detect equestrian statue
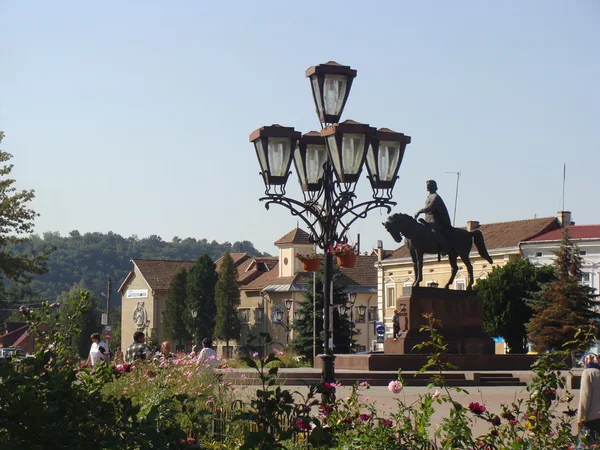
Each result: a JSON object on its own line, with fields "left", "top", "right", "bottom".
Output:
{"left": 383, "top": 180, "right": 493, "bottom": 290}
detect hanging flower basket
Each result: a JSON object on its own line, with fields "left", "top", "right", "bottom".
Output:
{"left": 336, "top": 253, "right": 357, "bottom": 269}
{"left": 301, "top": 258, "right": 321, "bottom": 272}
{"left": 296, "top": 252, "right": 322, "bottom": 272}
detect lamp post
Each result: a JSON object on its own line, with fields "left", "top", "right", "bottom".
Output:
{"left": 347, "top": 292, "right": 357, "bottom": 353}
{"left": 250, "top": 61, "right": 411, "bottom": 388}
{"left": 284, "top": 299, "right": 293, "bottom": 343}
{"left": 191, "top": 308, "right": 198, "bottom": 349}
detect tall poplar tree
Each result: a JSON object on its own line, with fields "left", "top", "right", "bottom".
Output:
{"left": 163, "top": 268, "right": 190, "bottom": 346}
{"left": 214, "top": 252, "right": 241, "bottom": 352}
{"left": 185, "top": 254, "right": 217, "bottom": 342}
{"left": 526, "top": 228, "right": 598, "bottom": 352}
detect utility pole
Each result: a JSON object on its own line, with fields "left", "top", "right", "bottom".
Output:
{"left": 106, "top": 277, "right": 112, "bottom": 317}
{"left": 446, "top": 171, "right": 461, "bottom": 226}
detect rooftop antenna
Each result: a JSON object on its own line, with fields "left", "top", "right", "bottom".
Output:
{"left": 445, "top": 171, "right": 461, "bottom": 226}
{"left": 562, "top": 163, "right": 566, "bottom": 211}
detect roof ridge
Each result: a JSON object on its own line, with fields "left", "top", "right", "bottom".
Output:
{"left": 133, "top": 258, "right": 198, "bottom": 263}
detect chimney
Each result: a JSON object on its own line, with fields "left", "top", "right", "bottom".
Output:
{"left": 466, "top": 221, "right": 480, "bottom": 231}
{"left": 557, "top": 211, "right": 573, "bottom": 227}
{"left": 377, "top": 240, "right": 383, "bottom": 262}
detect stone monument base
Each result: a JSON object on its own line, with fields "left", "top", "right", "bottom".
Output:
{"left": 384, "top": 286, "right": 494, "bottom": 355}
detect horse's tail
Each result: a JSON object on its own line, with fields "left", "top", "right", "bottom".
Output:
{"left": 471, "top": 229, "right": 493, "bottom": 264}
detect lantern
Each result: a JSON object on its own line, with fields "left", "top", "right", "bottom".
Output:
{"left": 294, "top": 131, "right": 328, "bottom": 191}
{"left": 365, "top": 128, "right": 411, "bottom": 191}
{"left": 250, "top": 125, "right": 301, "bottom": 187}
{"left": 306, "top": 61, "right": 357, "bottom": 124}
{"left": 321, "top": 120, "right": 375, "bottom": 184}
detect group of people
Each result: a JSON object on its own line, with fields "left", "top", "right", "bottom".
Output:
{"left": 87, "top": 330, "right": 219, "bottom": 368}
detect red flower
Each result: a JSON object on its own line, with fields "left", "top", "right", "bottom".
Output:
{"left": 468, "top": 402, "right": 486, "bottom": 415}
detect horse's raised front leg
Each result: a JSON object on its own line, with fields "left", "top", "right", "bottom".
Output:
{"left": 445, "top": 251, "right": 458, "bottom": 289}
{"left": 463, "top": 255, "right": 474, "bottom": 290}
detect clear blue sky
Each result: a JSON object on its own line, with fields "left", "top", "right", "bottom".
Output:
{"left": 1, "top": 1, "right": 598, "bottom": 255}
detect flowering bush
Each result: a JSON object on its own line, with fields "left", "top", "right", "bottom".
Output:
{"left": 327, "top": 242, "right": 358, "bottom": 256}
{"left": 295, "top": 251, "right": 322, "bottom": 262}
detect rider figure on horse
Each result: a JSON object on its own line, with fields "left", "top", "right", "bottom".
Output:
{"left": 414, "top": 180, "right": 452, "bottom": 259}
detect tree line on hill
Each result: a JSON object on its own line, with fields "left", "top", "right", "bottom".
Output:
{"left": 0, "top": 230, "right": 269, "bottom": 313}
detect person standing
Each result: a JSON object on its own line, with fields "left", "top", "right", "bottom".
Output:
{"left": 578, "top": 353, "right": 600, "bottom": 448}
{"left": 125, "top": 331, "right": 151, "bottom": 363}
{"left": 392, "top": 310, "right": 400, "bottom": 340}
{"left": 197, "top": 338, "right": 218, "bottom": 367}
{"left": 86, "top": 333, "right": 110, "bottom": 367}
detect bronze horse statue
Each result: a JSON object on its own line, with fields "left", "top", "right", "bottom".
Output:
{"left": 383, "top": 213, "right": 493, "bottom": 290}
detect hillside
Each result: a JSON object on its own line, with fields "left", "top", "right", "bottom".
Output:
{"left": 1, "top": 231, "right": 269, "bottom": 310}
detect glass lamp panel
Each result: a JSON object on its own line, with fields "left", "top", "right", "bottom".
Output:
{"left": 305, "top": 144, "right": 327, "bottom": 184}
{"left": 323, "top": 74, "right": 347, "bottom": 116}
{"left": 267, "top": 137, "right": 292, "bottom": 177}
{"left": 293, "top": 150, "right": 308, "bottom": 186}
{"left": 366, "top": 144, "right": 378, "bottom": 177}
{"left": 254, "top": 139, "right": 268, "bottom": 173}
{"left": 341, "top": 133, "right": 366, "bottom": 175}
{"left": 326, "top": 135, "right": 343, "bottom": 177}
{"left": 275, "top": 310, "right": 283, "bottom": 321}
{"left": 338, "top": 305, "right": 347, "bottom": 315}
{"left": 378, "top": 141, "right": 402, "bottom": 181}
{"left": 311, "top": 76, "right": 324, "bottom": 118}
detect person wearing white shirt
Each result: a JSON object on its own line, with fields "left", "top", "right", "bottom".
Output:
{"left": 86, "top": 332, "right": 109, "bottom": 367}
{"left": 197, "top": 338, "right": 218, "bottom": 367}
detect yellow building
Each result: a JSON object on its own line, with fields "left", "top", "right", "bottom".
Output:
{"left": 376, "top": 215, "right": 564, "bottom": 342}
{"left": 118, "top": 227, "right": 380, "bottom": 357}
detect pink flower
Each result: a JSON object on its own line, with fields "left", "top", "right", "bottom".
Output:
{"left": 468, "top": 402, "right": 486, "bottom": 415}
{"left": 380, "top": 419, "right": 393, "bottom": 427}
{"left": 274, "top": 349, "right": 284, "bottom": 356}
{"left": 388, "top": 380, "right": 403, "bottom": 394}
{"left": 359, "top": 381, "right": 370, "bottom": 388}
{"left": 359, "top": 414, "right": 371, "bottom": 421}
{"left": 252, "top": 352, "right": 259, "bottom": 358}
{"left": 433, "top": 389, "right": 440, "bottom": 399}
{"left": 295, "top": 418, "right": 311, "bottom": 431}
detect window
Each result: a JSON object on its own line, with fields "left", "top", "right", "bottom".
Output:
{"left": 238, "top": 308, "right": 250, "bottom": 323}
{"left": 222, "top": 346, "right": 233, "bottom": 359}
{"left": 582, "top": 273, "right": 591, "bottom": 287}
{"left": 368, "top": 306, "right": 378, "bottom": 322}
{"left": 386, "top": 286, "right": 395, "bottom": 308}
{"left": 455, "top": 280, "right": 466, "bottom": 291}
{"left": 535, "top": 252, "right": 543, "bottom": 257}
{"left": 254, "top": 308, "right": 264, "bottom": 324}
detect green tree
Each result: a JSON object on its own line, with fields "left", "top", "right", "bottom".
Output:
{"left": 214, "top": 252, "right": 241, "bottom": 351}
{"left": 107, "top": 304, "right": 121, "bottom": 352}
{"left": 56, "top": 285, "right": 102, "bottom": 358}
{"left": 475, "top": 259, "right": 554, "bottom": 353}
{"left": 526, "top": 229, "right": 598, "bottom": 352}
{"left": 291, "top": 264, "right": 353, "bottom": 362}
{"left": 185, "top": 254, "right": 218, "bottom": 343}
{"left": 0, "top": 131, "right": 48, "bottom": 303}
{"left": 163, "top": 268, "right": 190, "bottom": 346}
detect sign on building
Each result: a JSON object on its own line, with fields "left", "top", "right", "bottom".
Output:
{"left": 126, "top": 289, "right": 149, "bottom": 299}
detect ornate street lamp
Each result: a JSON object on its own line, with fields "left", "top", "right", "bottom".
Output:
{"left": 337, "top": 304, "right": 347, "bottom": 316}
{"left": 358, "top": 304, "right": 367, "bottom": 317}
{"left": 250, "top": 62, "right": 411, "bottom": 393}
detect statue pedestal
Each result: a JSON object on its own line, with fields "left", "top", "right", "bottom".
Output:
{"left": 384, "top": 286, "right": 494, "bottom": 355}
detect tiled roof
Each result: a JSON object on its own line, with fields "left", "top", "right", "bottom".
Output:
{"left": 337, "top": 255, "right": 378, "bottom": 287}
{"left": 131, "top": 259, "right": 197, "bottom": 292}
{"left": 274, "top": 228, "right": 312, "bottom": 246}
{"left": 389, "top": 216, "right": 561, "bottom": 259}
{"left": 240, "top": 255, "right": 378, "bottom": 291}
{"left": 214, "top": 253, "right": 249, "bottom": 272}
{"left": 0, "top": 324, "right": 29, "bottom": 347}
{"left": 526, "top": 225, "right": 600, "bottom": 242}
